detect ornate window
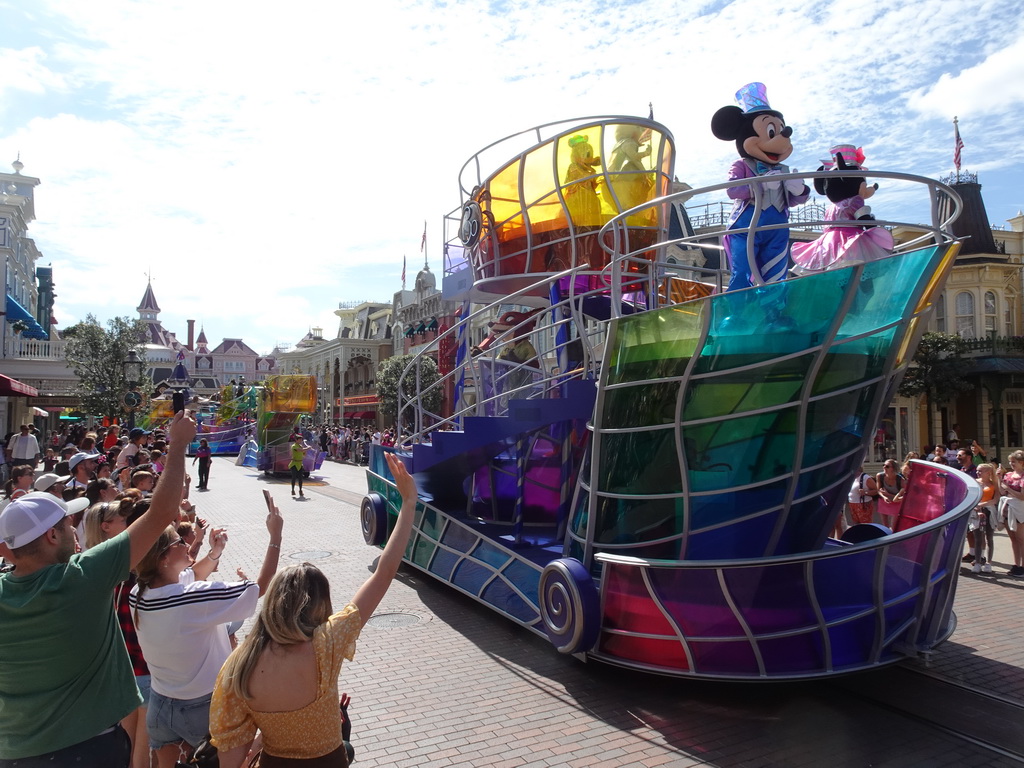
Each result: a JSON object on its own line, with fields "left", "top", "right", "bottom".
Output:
{"left": 935, "top": 294, "right": 946, "bottom": 333}
{"left": 984, "top": 291, "right": 998, "bottom": 334}
{"left": 955, "top": 291, "right": 975, "bottom": 338}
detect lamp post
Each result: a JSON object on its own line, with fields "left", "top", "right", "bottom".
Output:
{"left": 123, "top": 349, "right": 144, "bottom": 430}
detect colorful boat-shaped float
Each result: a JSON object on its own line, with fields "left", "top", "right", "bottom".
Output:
{"left": 361, "top": 116, "right": 976, "bottom": 679}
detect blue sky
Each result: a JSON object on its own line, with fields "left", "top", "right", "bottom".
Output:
{"left": 2, "top": 0, "right": 1022, "bottom": 354}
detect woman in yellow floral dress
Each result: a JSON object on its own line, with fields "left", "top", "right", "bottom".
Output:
{"left": 210, "top": 453, "right": 417, "bottom": 767}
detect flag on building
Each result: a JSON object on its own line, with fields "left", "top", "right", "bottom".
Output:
{"left": 401, "top": 255, "right": 406, "bottom": 287}
{"left": 954, "top": 117, "right": 964, "bottom": 171}
{"left": 420, "top": 221, "right": 427, "bottom": 253}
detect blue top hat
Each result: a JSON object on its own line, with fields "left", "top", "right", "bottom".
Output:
{"left": 735, "top": 82, "right": 773, "bottom": 114}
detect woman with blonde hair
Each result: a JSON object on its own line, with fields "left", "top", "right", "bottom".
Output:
{"left": 211, "top": 453, "right": 418, "bottom": 767}
{"left": 970, "top": 463, "right": 1000, "bottom": 574}
{"left": 83, "top": 498, "right": 133, "bottom": 550}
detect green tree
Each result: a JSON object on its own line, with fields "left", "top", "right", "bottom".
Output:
{"left": 898, "top": 331, "right": 972, "bottom": 437}
{"left": 63, "top": 315, "right": 149, "bottom": 420}
{"left": 376, "top": 354, "right": 443, "bottom": 422}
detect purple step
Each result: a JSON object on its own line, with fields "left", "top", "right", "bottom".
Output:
{"left": 409, "top": 380, "right": 596, "bottom": 473}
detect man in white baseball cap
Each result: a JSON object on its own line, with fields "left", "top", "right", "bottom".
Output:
{"left": 32, "top": 472, "right": 71, "bottom": 498}
{"left": 68, "top": 450, "right": 103, "bottom": 492}
{"left": 0, "top": 411, "right": 196, "bottom": 767}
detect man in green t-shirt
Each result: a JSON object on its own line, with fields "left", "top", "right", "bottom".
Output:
{"left": 0, "top": 412, "right": 196, "bottom": 766}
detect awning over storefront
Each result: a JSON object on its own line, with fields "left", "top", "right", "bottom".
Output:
{"left": 5, "top": 294, "right": 48, "bottom": 339}
{"left": 0, "top": 373, "right": 39, "bottom": 397}
{"left": 343, "top": 411, "right": 376, "bottom": 419}
{"left": 31, "top": 406, "right": 48, "bottom": 417}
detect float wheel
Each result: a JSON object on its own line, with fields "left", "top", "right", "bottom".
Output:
{"left": 538, "top": 558, "right": 600, "bottom": 654}
{"left": 360, "top": 493, "right": 388, "bottom": 546}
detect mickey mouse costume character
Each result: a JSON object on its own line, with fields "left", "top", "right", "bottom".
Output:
{"left": 711, "top": 82, "right": 809, "bottom": 291}
{"left": 790, "top": 145, "right": 894, "bottom": 274}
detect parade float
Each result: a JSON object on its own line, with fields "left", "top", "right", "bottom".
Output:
{"left": 361, "top": 98, "right": 975, "bottom": 680}
{"left": 254, "top": 374, "right": 325, "bottom": 475}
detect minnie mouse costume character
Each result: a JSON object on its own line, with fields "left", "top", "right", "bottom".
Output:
{"left": 790, "top": 145, "right": 894, "bottom": 274}
{"left": 711, "top": 83, "right": 809, "bottom": 291}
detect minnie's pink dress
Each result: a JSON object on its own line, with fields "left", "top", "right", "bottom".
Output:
{"left": 791, "top": 196, "right": 894, "bottom": 274}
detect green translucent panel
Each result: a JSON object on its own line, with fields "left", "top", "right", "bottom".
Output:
{"left": 803, "top": 387, "right": 877, "bottom": 465}
{"left": 594, "top": 496, "right": 684, "bottom": 554}
{"left": 411, "top": 537, "right": 436, "bottom": 569}
{"left": 683, "top": 354, "right": 814, "bottom": 420}
{"left": 836, "top": 247, "right": 940, "bottom": 339}
{"left": 606, "top": 303, "right": 706, "bottom": 385}
{"left": 602, "top": 381, "right": 679, "bottom": 430}
{"left": 598, "top": 427, "right": 681, "bottom": 494}
{"left": 684, "top": 407, "right": 799, "bottom": 492}
{"left": 812, "top": 327, "right": 898, "bottom": 396}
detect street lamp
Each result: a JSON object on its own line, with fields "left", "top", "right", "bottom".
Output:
{"left": 123, "top": 349, "right": 144, "bottom": 429}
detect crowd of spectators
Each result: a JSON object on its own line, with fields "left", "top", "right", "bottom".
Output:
{"left": 839, "top": 435, "right": 1024, "bottom": 578}
{"left": 0, "top": 414, "right": 417, "bottom": 767}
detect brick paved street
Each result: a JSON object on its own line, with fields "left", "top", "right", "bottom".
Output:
{"left": 193, "top": 456, "right": 1024, "bottom": 767}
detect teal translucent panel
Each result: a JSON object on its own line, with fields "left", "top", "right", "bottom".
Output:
{"left": 503, "top": 560, "right": 540, "bottom": 605}
{"left": 419, "top": 506, "right": 443, "bottom": 539}
{"left": 602, "top": 381, "right": 679, "bottom": 430}
{"left": 693, "top": 270, "right": 852, "bottom": 376}
{"left": 812, "top": 327, "right": 898, "bottom": 396}
{"left": 606, "top": 302, "right": 706, "bottom": 385}
{"left": 682, "top": 354, "right": 814, "bottom": 420}
{"left": 569, "top": 488, "right": 589, "bottom": 540}
{"left": 594, "top": 496, "right": 684, "bottom": 551}
{"left": 684, "top": 406, "right": 799, "bottom": 492}
{"left": 473, "top": 539, "right": 513, "bottom": 569}
{"left": 598, "top": 427, "right": 681, "bottom": 494}
{"left": 836, "top": 247, "right": 940, "bottom": 339}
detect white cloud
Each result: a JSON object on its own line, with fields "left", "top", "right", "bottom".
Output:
{"left": 909, "top": 34, "right": 1024, "bottom": 118}
{"left": 2, "top": 0, "right": 1021, "bottom": 354}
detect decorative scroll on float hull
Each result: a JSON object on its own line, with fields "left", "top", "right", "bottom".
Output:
{"left": 362, "top": 115, "right": 974, "bottom": 680}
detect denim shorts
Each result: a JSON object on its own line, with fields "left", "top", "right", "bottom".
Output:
{"left": 135, "top": 674, "right": 152, "bottom": 707}
{"left": 146, "top": 689, "right": 212, "bottom": 749}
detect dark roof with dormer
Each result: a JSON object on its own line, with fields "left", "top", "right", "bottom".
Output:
{"left": 138, "top": 281, "right": 161, "bottom": 313}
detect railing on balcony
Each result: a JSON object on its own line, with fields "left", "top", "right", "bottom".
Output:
{"left": 3, "top": 336, "right": 68, "bottom": 360}
{"left": 18, "top": 378, "right": 79, "bottom": 396}
{"left": 962, "top": 335, "right": 1024, "bottom": 356}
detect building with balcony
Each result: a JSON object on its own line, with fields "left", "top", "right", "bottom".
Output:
{"left": 887, "top": 174, "right": 1024, "bottom": 460}
{"left": 276, "top": 300, "right": 394, "bottom": 425}
{"left": 394, "top": 262, "right": 460, "bottom": 415}
{"left": 1, "top": 158, "right": 74, "bottom": 433}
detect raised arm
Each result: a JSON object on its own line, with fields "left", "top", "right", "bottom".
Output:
{"left": 128, "top": 411, "right": 196, "bottom": 567}
{"left": 191, "top": 526, "right": 226, "bottom": 580}
{"left": 255, "top": 495, "right": 284, "bottom": 596}
{"left": 352, "top": 453, "right": 417, "bottom": 625}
